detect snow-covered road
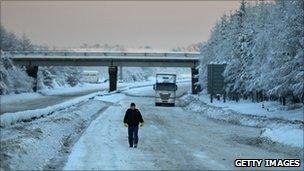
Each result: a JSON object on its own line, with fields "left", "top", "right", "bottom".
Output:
{"left": 1, "top": 79, "right": 189, "bottom": 114}
{"left": 0, "top": 88, "right": 103, "bottom": 114}
{"left": 0, "top": 80, "right": 152, "bottom": 114}
{"left": 64, "top": 84, "right": 302, "bottom": 170}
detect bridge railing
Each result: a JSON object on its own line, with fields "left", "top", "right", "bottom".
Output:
{"left": 5, "top": 51, "right": 201, "bottom": 57}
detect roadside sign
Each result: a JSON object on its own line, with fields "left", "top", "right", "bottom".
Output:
{"left": 207, "top": 64, "right": 226, "bottom": 95}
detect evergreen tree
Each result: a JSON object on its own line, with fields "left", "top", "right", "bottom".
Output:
{"left": 199, "top": 0, "right": 304, "bottom": 103}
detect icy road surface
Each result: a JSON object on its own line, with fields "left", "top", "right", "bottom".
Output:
{"left": 64, "top": 84, "right": 301, "bottom": 170}
{"left": 0, "top": 81, "right": 153, "bottom": 114}
{"left": 0, "top": 88, "right": 102, "bottom": 114}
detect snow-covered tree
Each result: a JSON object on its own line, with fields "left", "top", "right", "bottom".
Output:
{"left": 1, "top": 26, "right": 20, "bottom": 51}
{"left": 20, "top": 34, "right": 34, "bottom": 51}
{"left": 0, "top": 52, "right": 34, "bottom": 94}
{"left": 0, "top": 26, "right": 84, "bottom": 94}
{"left": 199, "top": 0, "right": 304, "bottom": 104}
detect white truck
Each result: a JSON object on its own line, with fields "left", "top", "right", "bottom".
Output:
{"left": 153, "top": 74, "right": 178, "bottom": 106}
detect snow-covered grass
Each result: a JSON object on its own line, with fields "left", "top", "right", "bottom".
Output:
{"left": 0, "top": 92, "right": 101, "bottom": 127}
{"left": 180, "top": 93, "right": 304, "bottom": 148}
{"left": 199, "top": 92, "right": 303, "bottom": 122}
{"left": 261, "top": 127, "right": 304, "bottom": 148}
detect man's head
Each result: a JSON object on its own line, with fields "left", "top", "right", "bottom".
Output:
{"left": 130, "top": 103, "right": 136, "bottom": 110}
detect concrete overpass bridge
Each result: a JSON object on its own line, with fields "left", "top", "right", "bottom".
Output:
{"left": 6, "top": 51, "right": 201, "bottom": 94}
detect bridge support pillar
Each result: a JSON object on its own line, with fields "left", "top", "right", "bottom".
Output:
{"left": 108, "top": 66, "right": 118, "bottom": 92}
{"left": 191, "top": 67, "right": 201, "bottom": 94}
{"left": 26, "top": 66, "right": 39, "bottom": 92}
{"left": 119, "top": 66, "right": 123, "bottom": 81}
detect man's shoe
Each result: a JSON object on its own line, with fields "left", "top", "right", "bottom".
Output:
{"left": 129, "top": 145, "right": 133, "bottom": 148}
{"left": 134, "top": 144, "right": 137, "bottom": 148}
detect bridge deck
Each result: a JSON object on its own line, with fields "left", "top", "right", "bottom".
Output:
{"left": 8, "top": 51, "right": 201, "bottom": 67}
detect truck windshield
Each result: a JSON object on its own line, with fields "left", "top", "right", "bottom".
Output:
{"left": 156, "top": 75, "right": 176, "bottom": 84}
{"left": 155, "top": 83, "right": 176, "bottom": 91}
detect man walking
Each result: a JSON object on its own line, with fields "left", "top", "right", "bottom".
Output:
{"left": 123, "top": 103, "right": 144, "bottom": 148}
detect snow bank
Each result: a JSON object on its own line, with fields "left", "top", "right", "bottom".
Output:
{"left": 198, "top": 92, "right": 304, "bottom": 122}
{"left": 123, "top": 86, "right": 154, "bottom": 97}
{"left": 180, "top": 94, "right": 304, "bottom": 148}
{"left": 0, "top": 99, "right": 108, "bottom": 170}
{"left": 95, "top": 93, "right": 126, "bottom": 103}
{"left": 0, "top": 92, "right": 100, "bottom": 127}
{"left": 39, "top": 83, "right": 107, "bottom": 96}
{"left": 261, "top": 127, "right": 304, "bottom": 148}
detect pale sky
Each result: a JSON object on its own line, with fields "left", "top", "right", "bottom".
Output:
{"left": 1, "top": 1, "right": 240, "bottom": 50}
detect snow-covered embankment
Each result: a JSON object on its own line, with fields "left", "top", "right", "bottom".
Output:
{"left": 180, "top": 93, "right": 304, "bottom": 148}
{"left": 0, "top": 92, "right": 100, "bottom": 127}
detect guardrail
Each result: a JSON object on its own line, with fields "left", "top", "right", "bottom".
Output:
{"left": 5, "top": 51, "right": 201, "bottom": 57}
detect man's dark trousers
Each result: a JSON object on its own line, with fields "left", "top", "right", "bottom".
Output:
{"left": 128, "top": 126, "right": 139, "bottom": 147}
